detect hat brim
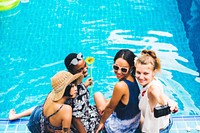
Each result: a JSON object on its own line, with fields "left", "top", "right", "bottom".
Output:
{"left": 50, "top": 72, "right": 83, "bottom": 101}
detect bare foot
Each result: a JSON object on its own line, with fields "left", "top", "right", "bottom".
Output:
{"left": 8, "top": 109, "right": 18, "bottom": 120}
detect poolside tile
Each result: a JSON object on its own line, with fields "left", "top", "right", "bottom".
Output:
{"left": 0, "top": 116, "right": 199, "bottom": 133}
{"left": 0, "top": 125, "right": 7, "bottom": 131}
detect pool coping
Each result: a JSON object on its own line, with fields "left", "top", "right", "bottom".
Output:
{"left": 0, "top": 115, "right": 199, "bottom": 124}
{"left": 1, "top": 115, "right": 200, "bottom": 133}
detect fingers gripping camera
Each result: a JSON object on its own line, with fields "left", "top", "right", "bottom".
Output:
{"left": 154, "top": 105, "right": 171, "bottom": 118}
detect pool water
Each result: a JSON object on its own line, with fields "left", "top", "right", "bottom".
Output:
{"left": 0, "top": 0, "right": 200, "bottom": 119}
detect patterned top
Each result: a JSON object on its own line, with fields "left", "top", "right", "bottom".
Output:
{"left": 65, "top": 83, "right": 100, "bottom": 133}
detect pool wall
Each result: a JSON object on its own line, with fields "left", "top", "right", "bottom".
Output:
{"left": 177, "top": 0, "right": 200, "bottom": 76}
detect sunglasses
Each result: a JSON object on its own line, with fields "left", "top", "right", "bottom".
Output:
{"left": 70, "top": 53, "right": 83, "bottom": 66}
{"left": 113, "top": 64, "right": 129, "bottom": 74}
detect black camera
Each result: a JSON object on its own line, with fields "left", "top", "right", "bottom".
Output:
{"left": 154, "top": 105, "right": 171, "bottom": 118}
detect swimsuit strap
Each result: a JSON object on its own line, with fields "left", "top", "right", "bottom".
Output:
{"left": 47, "top": 104, "right": 64, "bottom": 119}
{"left": 41, "top": 105, "right": 64, "bottom": 131}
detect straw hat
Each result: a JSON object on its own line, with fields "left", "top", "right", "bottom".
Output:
{"left": 49, "top": 71, "right": 83, "bottom": 101}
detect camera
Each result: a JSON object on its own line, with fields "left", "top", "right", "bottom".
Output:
{"left": 154, "top": 105, "right": 171, "bottom": 118}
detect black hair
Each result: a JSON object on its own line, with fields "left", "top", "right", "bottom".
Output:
{"left": 63, "top": 80, "right": 77, "bottom": 97}
{"left": 63, "top": 85, "right": 73, "bottom": 97}
{"left": 64, "top": 53, "right": 77, "bottom": 73}
{"left": 114, "top": 49, "right": 137, "bottom": 76}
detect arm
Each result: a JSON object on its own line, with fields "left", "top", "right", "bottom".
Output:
{"left": 149, "top": 85, "right": 178, "bottom": 112}
{"left": 96, "top": 82, "right": 125, "bottom": 132}
{"left": 83, "top": 78, "right": 93, "bottom": 88}
{"left": 163, "top": 94, "right": 178, "bottom": 112}
{"left": 72, "top": 117, "right": 87, "bottom": 133}
{"left": 149, "top": 85, "right": 166, "bottom": 106}
{"left": 62, "top": 105, "right": 72, "bottom": 133}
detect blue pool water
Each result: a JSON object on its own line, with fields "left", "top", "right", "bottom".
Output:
{"left": 0, "top": 0, "right": 200, "bottom": 119}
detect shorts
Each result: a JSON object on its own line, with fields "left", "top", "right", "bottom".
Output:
{"left": 27, "top": 105, "right": 42, "bottom": 133}
{"left": 105, "top": 112, "right": 140, "bottom": 133}
{"left": 160, "top": 116, "right": 173, "bottom": 133}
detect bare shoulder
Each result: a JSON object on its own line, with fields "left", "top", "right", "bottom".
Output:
{"left": 63, "top": 104, "right": 72, "bottom": 110}
{"left": 58, "top": 104, "right": 72, "bottom": 120}
{"left": 114, "top": 81, "right": 128, "bottom": 92}
{"left": 60, "top": 104, "right": 72, "bottom": 114}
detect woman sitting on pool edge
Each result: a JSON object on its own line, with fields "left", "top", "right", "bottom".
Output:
{"left": 95, "top": 49, "right": 141, "bottom": 133}
{"left": 10, "top": 71, "right": 83, "bottom": 133}
{"left": 135, "top": 49, "right": 178, "bottom": 133}
{"left": 9, "top": 52, "right": 100, "bottom": 132}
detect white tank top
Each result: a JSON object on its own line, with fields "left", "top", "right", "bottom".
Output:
{"left": 139, "top": 78, "right": 170, "bottom": 133}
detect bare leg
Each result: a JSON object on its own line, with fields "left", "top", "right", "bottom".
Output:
{"left": 8, "top": 106, "right": 36, "bottom": 120}
{"left": 94, "top": 92, "right": 107, "bottom": 108}
{"left": 94, "top": 92, "right": 109, "bottom": 115}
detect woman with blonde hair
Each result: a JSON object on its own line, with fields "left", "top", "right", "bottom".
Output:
{"left": 135, "top": 49, "right": 178, "bottom": 133}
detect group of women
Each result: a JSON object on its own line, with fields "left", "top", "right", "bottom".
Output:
{"left": 8, "top": 49, "right": 178, "bottom": 133}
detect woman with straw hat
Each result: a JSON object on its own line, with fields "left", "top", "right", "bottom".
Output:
{"left": 10, "top": 71, "right": 83, "bottom": 133}
{"left": 28, "top": 71, "right": 83, "bottom": 133}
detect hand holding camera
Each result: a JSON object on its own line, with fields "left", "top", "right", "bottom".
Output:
{"left": 154, "top": 105, "right": 171, "bottom": 118}
{"left": 154, "top": 102, "right": 178, "bottom": 118}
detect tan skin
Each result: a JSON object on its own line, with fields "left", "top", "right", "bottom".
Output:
{"left": 9, "top": 83, "right": 78, "bottom": 133}
{"left": 43, "top": 96, "right": 72, "bottom": 133}
{"left": 8, "top": 57, "right": 91, "bottom": 132}
{"left": 43, "top": 84, "right": 78, "bottom": 133}
{"left": 95, "top": 58, "right": 134, "bottom": 133}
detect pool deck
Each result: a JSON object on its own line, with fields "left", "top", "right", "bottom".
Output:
{"left": 1, "top": 115, "right": 200, "bottom": 133}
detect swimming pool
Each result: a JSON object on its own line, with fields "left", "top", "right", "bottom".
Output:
{"left": 0, "top": 0, "right": 200, "bottom": 119}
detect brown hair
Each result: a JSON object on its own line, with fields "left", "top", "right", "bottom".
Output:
{"left": 135, "top": 49, "right": 161, "bottom": 71}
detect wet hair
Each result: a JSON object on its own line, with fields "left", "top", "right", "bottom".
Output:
{"left": 114, "top": 49, "right": 137, "bottom": 76}
{"left": 135, "top": 49, "right": 161, "bottom": 71}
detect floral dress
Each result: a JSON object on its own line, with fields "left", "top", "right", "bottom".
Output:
{"left": 65, "top": 83, "right": 100, "bottom": 133}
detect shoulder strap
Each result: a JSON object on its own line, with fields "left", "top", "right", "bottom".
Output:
{"left": 47, "top": 104, "right": 64, "bottom": 119}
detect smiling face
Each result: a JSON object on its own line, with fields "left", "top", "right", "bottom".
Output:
{"left": 135, "top": 63, "right": 155, "bottom": 87}
{"left": 113, "top": 58, "right": 131, "bottom": 80}
{"left": 71, "top": 59, "right": 88, "bottom": 77}
{"left": 65, "top": 53, "right": 89, "bottom": 78}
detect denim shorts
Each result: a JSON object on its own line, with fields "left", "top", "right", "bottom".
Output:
{"left": 27, "top": 105, "right": 42, "bottom": 133}
{"left": 160, "top": 116, "right": 173, "bottom": 133}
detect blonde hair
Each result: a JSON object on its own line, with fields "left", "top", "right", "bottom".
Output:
{"left": 135, "top": 49, "right": 161, "bottom": 71}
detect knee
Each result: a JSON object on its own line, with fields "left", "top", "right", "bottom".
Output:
{"left": 94, "top": 92, "right": 103, "bottom": 99}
